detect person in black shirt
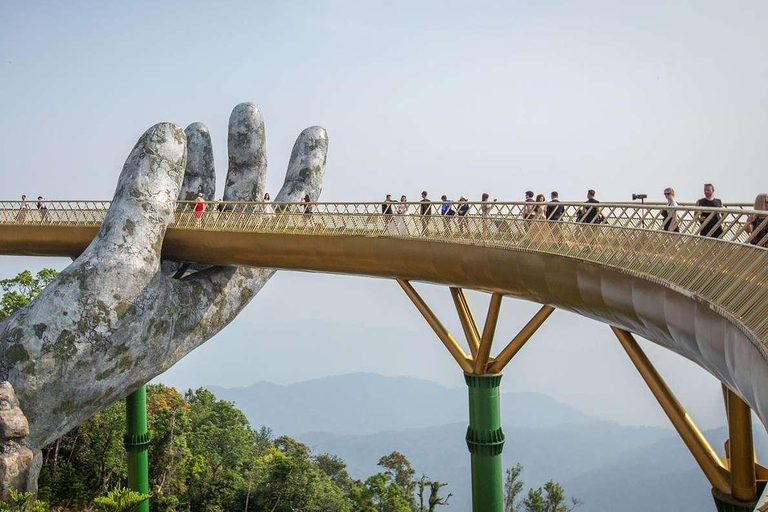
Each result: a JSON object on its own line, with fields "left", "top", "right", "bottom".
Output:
{"left": 419, "top": 191, "right": 432, "bottom": 234}
{"left": 382, "top": 194, "right": 394, "bottom": 228}
{"left": 456, "top": 196, "right": 470, "bottom": 234}
{"left": 576, "top": 189, "right": 601, "bottom": 224}
{"left": 695, "top": 183, "right": 723, "bottom": 238}
{"left": 546, "top": 191, "right": 564, "bottom": 221}
{"left": 522, "top": 190, "right": 535, "bottom": 219}
{"left": 36, "top": 196, "right": 49, "bottom": 222}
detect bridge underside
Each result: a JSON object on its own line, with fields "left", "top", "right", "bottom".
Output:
{"left": 3, "top": 224, "right": 767, "bottom": 433}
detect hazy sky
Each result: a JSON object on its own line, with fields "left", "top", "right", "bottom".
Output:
{"left": 1, "top": 1, "right": 767, "bottom": 431}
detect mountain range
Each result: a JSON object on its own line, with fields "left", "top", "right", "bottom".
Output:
{"left": 208, "top": 372, "right": 767, "bottom": 512}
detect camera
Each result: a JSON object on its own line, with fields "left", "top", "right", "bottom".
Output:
{"left": 632, "top": 194, "right": 647, "bottom": 201}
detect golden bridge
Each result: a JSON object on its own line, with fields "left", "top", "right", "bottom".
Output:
{"left": 2, "top": 199, "right": 768, "bottom": 511}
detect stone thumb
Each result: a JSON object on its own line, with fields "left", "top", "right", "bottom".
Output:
{"left": 89, "top": 123, "right": 186, "bottom": 274}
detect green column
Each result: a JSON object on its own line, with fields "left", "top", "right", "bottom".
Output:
{"left": 465, "top": 373, "right": 505, "bottom": 512}
{"left": 712, "top": 488, "right": 759, "bottom": 512}
{"left": 125, "top": 385, "right": 150, "bottom": 512}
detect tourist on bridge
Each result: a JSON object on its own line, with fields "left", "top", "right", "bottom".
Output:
{"left": 440, "top": 195, "right": 455, "bottom": 233}
{"left": 696, "top": 183, "right": 724, "bottom": 238}
{"left": 381, "top": 194, "right": 394, "bottom": 228}
{"left": 522, "top": 190, "right": 535, "bottom": 219}
{"left": 576, "top": 189, "right": 601, "bottom": 224}
{"left": 303, "top": 194, "right": 314, "bottom": 228}
{"left": 529, "top": 193, "right": 551, "bottom": 242}
{"left": 419, "top": 191, "right": 432, "bottom": 234}
{"left": 261, "top": 192, "right": 274, "bottom": 219}
{"left": 746, "top": 193, "right": 768, "bottom": 247}
{"left": 397, "top": 195, "right": 408, "bottom": 215}
{"left": 391, "top": 195, "right": 409, "bottom": 235}
{"left": 661, "top": 188, "right": 679, "bottom": 232}
{"left": 194, "top": 193, "right": 205, "bottom": 225}
{"left": 481, "top": 192, "right": 492, "bottom": 233}
{"left": 457, "top": 196, "right": 470, "bottom": 233}
{"left": 16, "top": 195, "right": 29, "bottom": 222}
{"left": 546, "top": 191, "right": 564, "bottom": 221}
{"left": 36, "top": 196, "right": 48, "bottom": 222}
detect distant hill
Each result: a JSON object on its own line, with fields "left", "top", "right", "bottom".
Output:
{"left": 299, "top": 421, "right": 672, "bottom": 512}
{"left": 208, "top": 372, "right": 592, "bottom": 436}
{"left": 206, "top": 373, "right": 767, "bottom": 511}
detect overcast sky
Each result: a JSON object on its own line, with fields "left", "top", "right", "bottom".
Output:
{"left": 1, "top": 0, "right": 767, "bottom": 431}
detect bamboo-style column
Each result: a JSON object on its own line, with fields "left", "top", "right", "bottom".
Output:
{"left": 125, "top": 385, "right": 150, "bottom": 512}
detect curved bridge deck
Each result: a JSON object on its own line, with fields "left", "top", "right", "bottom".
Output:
{"left": 2, "top": 200, "right": 768, "bottom": 422}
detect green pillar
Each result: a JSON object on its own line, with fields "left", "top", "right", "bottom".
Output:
{"left": 465, "top": 373, "right": 505, "bottom": 512}
{"left": 125, "top": 385, "right": 150, "bottom": 512}
{"left": 712, "top": 488, "right": 760, "bottom": 512}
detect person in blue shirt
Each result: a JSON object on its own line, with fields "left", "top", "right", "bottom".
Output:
{"left": 440, "top": 195, "right": 455, "bottom": 233}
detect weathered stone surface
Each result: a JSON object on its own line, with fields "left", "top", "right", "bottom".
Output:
{"left": 0, "top": 102, "right": 328, "bottom": 468}
{"left": 179, "top": 122, "right": 216, "bottom": 201}
{"left": 0, "top": 440, "right": 36, "bottom": 500}
{"left": 0, "top": 382, "right": 19, "bottom": 410}
{"left": 0, "top": 409, "right": 28, "bottom": 439}
{"left": 0, "top": 383, "right": 39, "bottom": 498}
{"left": 224, "top": 102, "right": 267, "bottom": 202}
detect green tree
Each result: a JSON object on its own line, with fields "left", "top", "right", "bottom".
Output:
{"left": 362, "top": 473, "right": 412, "bottom": 512}
{"left": 315, "top": 453, "right": 354, "bottom": 491}
{"left": 416, "top": 476, "right": 451, "bottom": 511}
{"left": 0, "top": 489, "right": 50, "bottom": 511}
{"left": 522, "top": 480, "right": 580, "bottom": 512}
{"left": 248, "top": 440, "right": 350, "bottom": 511}
{"left": 184, "top": 388, "right": 256, "bottom": 510}
{"left": 377, "top": 452, "right": 416, "bottom": 498}
{"left": 506, "top": 463, "right": 581, "bottom": 512}
{"left": 92, "top": 487, "right": 152, "bottom": 511}
{"left": 0, "top": 269, "right": 57, "bottom": 319}
{"left": 504, "top": 463, "right": 524, "bottom": 512}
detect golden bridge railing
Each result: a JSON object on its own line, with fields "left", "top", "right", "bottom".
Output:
{"left": 1, "top": 200, "right": 768, "bottom": 347}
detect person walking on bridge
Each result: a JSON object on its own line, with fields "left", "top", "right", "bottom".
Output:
{"left": 36, "top": 196, "right": 48, "bottom": 222}
{"left": 193, "top": 193, "right": 205, "bottom": 226}
{"left": 546, "top": 191, "right": 564, "bottom": 221}
{"left": 696, "top": 183, "right": 724, "bottom": 238}
{"left": 440, "top": 195, "right": 455, "bottom": 233}
{"left": 393, "top": 195, "right": 409, "bottom": 234}
{"left": 576, "top": 189, "right": 601, "bottom": 224}
{"left": 419, "top": 191, "right": 432, "bottom": 234}
{"left": 303, "top": 194, "right": 314, "bottom": 228}
{"left": 746, "top": 193, "right": 768, "bottom": 246}
{"left": 481, "top": 192, "right": 492, "bottom": 234}
{"left": 522, "top": 190, "right": 535, "bottom": 219}
{"left": 16, "top": 195, "right": 29, "bottom": 222}
{"left": 457, "top": 196, "right": 469, "bottom": 234}
{"left": 261, "top": 192, "right": 274, "bottom": 222}
{"left": 662, "top": 188, "right": 679, "bottom": 232}
{"left": 382, "top": 194, "right": 394, "bottom": 229}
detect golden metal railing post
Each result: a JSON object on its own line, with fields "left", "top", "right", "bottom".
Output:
{"left": 487, "top": 306, "right": 554, "bottom": 374}
{"left": 450, "top": 287, "right": 481, "bottom": 358}
{"left": 725, "top": 387, "right": 757, "bottom": 503}
{"left": 611, "top": 326, "right": 731, "bottom": 494}
{"left": 397, "top": 279, "right": 474, "bottom": 373}
{"left": 474, "top": 293, "right": 503, "bottom": 374}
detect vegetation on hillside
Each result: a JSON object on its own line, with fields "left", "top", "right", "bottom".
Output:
{"left": 504, "top": 463, "right": 581, "bottom": 512}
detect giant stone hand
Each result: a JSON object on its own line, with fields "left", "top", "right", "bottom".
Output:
{"left": 0, "top": 103, "right": 328, "bottom": 455}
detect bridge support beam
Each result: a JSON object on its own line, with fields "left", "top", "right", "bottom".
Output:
{"left": 611, "top": 327, "right": 732, "bottom": 496}
{"left": 398, "top": 282, "right": 555, "bottom": 512}
{"left": 125, "top": 385, "right": 150, "bottom": 512}
{"left": 465, "top": 373, "right": 505, "bottom": 512}
{"left": 714, "top": 387, "right": 760, "bottom": 511}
